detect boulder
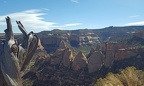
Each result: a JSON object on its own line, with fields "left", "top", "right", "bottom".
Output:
{"left": 72, "top": 51, "right": 88, "bottom": 70}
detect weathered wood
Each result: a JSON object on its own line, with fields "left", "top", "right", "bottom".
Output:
{"left": 0, "top": 16, "right": 39, "bottom": 86}
{"left": 16, "top": 21, "right": 39, "bottom": 73}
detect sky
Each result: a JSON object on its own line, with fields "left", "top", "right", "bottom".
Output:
{"left": 0, "top": 0, "right": 144, "bottom": 33}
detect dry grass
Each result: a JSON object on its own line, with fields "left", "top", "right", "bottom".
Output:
{"left": 94, "top": 67, "right": 144, "bottom": 86}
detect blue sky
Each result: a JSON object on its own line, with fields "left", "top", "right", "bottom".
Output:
{"left": 0, "top": 0, "right": 144, "bottom": 33}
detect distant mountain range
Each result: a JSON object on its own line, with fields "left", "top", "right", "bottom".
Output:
{"left": 37, "top": 25, "right": 144, "bottom": 41}
{"left": 1, "top": 25, "right": 144, "bottom": 40}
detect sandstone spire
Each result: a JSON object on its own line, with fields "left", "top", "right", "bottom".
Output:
{"left": 61, "top": 48, "right": 74, "bottom": 67}
{"left": 50, "top": 49, "right": 65, "bottom": 65}
{"left": 104, "top": 50, "right": 114, "bottom": 67}
{"left": 88, "top": 51, "right": 104, "bottom": 73}
{"left": 59, "top": 40, "right": 67, "bottom": 49}
{"left": 72, "top": 51, "right": 88, "bottom": 71}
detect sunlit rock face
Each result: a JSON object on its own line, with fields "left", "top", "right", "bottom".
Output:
{"left": 50, "top": 49, "right": 65, "bottom": 65}
{"left": 59, "top": 40, "right": 67, "bottom": 49}
{"left": 72, "top": 51, "right": 88, "bottom": 71}
{"left": 32, "top": 44, "right": 50, "bottom": 74}
{"left": 115, "top": 49, "right": 137, "bottom": 60}
{"left": 88, "top": 51, "right": 104, "bottom": 73}
{"left": 37, "top": 39, "right": 44, "bottom": 51}
{"left": 61, "top": 48, "right": 74, "bottom": 67}
{"left": 33, "top": 38, "right": 50, "bottom": 62}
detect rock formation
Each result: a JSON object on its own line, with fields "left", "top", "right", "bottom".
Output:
{"left": 37, "top": 38, "right": 44, "bottom": 50}
{"left": 88, "top": 51, "right": 104, "bottom": 73}
{"left": 104, "top": 50, "right": 115, "bottom": 67}
{"left": 59, "top": 40, "right": 67, "bottom": 49}
{"left": 115, "top": 49, "right": 137, "bottom": 60}
{"left": 50, "top": 49, "right": 65, "bottom": 65}
{"left": 40, "top": 37, "right": 62, "bottom": 53}
{"left": 87, "top": 47, "right": 95, "bottom": 58}
{"left": 72, "top": 51, "right": 88, "bottom": 70}
{"left": 88, "top": 44, "right": 104, "bottom": 73}
{"left": 61, "top": 48, "right": 74, "bottom": 67}
{"left": 69, "top": 35, "right": 80, "bottom": 47}
{"left": 33, "top": 38, "right": 50, "bottom": 61}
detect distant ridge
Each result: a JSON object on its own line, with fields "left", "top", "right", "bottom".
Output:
{"left": 1, "top": 25, "right": 144, "bottom": 43}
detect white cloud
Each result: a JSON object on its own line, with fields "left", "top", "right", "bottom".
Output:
{"left": 0, "top": 9, "right": 82, "bottom": 32}
{"left": 125, "top": 21, "right": 144, "bottom": 26}
{"left": 0, "top": 21, "right": 6, "bottom": 26}
{"left": 65, "top": 23, "right": 81, "bottom": 27}
{"left": 70, "top": 0, "right": 79, "bottom": 3}
{"left": 0, "top": 9, "right": 56, "bottom": 31}
{"left": 129, "top": 15, "right": 139, "bottom": 18}
{"left": 52, "top": 23, "right": 82, "bottom": 28}
{"left": 42, "top": 8, "right": 49, "bottom": 11}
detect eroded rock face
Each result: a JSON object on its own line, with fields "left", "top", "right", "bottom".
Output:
{"left": 115, "top": 49, "right": 137, "bottom": 60}
{"left": 88, "top": 51, "right": 104, "bottom": 73}
{"left": 37, "top": 39, "right": 44, "bottom": 50}
{"left": 101, "top": 43, "right": 128, "bottom": 51}
{"left": 72, "top": 51, "right": 88, "bottom": 71}
{"left": 69, "top": 35, "right": 80, "bottom": 47}
{"left": 87, "top": 47, "right": 95, "bottom": 58}
{"left": 50, "top": 49, "right": 65, "bottom": 65}
{"left": 59, "top": 40, "right": 67, "bottom": 49}
{"left": 33, "top": 38, "right": 50, "bottom": 61}
{"left": 40, "top": 37, "right": 62, "bottom": 53}
{"left": 26, "top": 35, "right": 48, "bottom": 74}
{"left": 104, "top": 50, "right": 115, "bottom": 67}
{"left": 30, "top": 52, "right": 50, "bottom": 73}
{"left": 95, "top": 44, "right": 101, "bottom": 51}
{"left": 61, "top": 48, "right": 74, "bottom": 67}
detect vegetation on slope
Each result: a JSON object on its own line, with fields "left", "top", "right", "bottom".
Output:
{"left": 94, "top": 67, "right": 144, "bottom": 86}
